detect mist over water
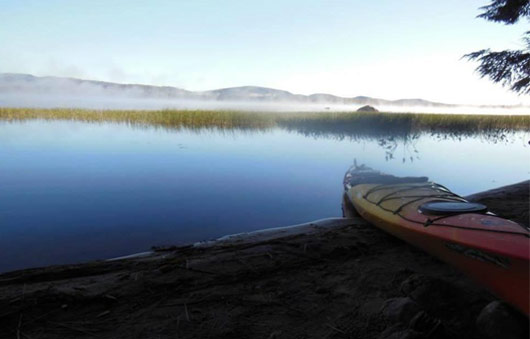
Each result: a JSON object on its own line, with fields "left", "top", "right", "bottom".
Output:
{"left": 1, "top": 74, "right": 529, "bottom": 114}
{"left": 2, "top": 93, "right": 530, "bottom": 115}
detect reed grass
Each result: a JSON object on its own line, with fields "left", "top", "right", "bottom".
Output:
{"left": 0, "top": 108, "right": 276, "bottom": 130}
{"left": 0, "top": 107, "right": 528, "bottom": 138}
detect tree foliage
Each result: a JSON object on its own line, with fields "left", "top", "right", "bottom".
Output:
{"left": 478, "top": 0, "right": 530, "bottom": 23}
{"left": 465, "top": 0, "right": 530, "bottom": 94}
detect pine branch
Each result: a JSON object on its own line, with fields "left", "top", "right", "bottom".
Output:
{"left": 478, "top": 0, "right": 530, "bottom": 24}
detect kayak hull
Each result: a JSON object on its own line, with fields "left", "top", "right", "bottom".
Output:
{"left": 346, "top": 181, "right": 530, "bottom": 315}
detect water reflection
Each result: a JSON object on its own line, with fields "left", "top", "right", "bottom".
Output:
{"left": 278, "top": 121, "right": 527, "bottom": 164}
{"left": 0, "top": 120, "right": 528, "bottom": 272}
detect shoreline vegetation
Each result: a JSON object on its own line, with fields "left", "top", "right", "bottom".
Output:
{"left": 0, "top": 181, "right": 528, "bottom": 338}
{"left": 1, "top": 108, "right": 529, "bottom": 140}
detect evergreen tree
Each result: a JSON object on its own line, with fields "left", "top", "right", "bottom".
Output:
{"left": 465, "top": 0, "right": 530, "bottom": 94}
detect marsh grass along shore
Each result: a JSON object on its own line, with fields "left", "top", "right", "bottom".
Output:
{"left": 1, "top": 108, "right": 529, "bottom": 139}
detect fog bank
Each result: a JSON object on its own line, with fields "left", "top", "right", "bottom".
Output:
{"left": 1, "top": 73, "right": 529, "bottom": 114}
{"left": 1, "top": 93, "right": 530, "bottom": 115}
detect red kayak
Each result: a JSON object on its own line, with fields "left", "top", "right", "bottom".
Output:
{"left": 344, "top": 166, "right": 530, "bottom": 315}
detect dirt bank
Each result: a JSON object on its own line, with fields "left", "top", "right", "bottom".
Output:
{"left": 0, "top": 182, "right": 528, "bottom": 339}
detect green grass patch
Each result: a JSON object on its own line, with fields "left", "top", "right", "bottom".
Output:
{"left": 1, "top": 107, "right": 528, "bottom": 139}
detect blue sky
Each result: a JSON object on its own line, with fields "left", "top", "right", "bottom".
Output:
{"left": 1, "top": 0, "right": 529, "bottom": 105}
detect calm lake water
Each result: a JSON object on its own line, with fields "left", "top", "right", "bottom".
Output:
{"left": 1, "top": 120, "right": 528, "bottom": 272}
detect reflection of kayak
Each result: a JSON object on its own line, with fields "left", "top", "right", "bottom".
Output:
{"left": 343, "top": 165, "right": 530, "bottom": 315}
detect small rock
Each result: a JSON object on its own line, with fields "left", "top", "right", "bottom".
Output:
{"left": 357, "top": 105, "right": 379, "bottom": 112}
{"left": 476, "top": 301, "right": 528, "bottom": 339}
{"left": 381, "top": 297, "right": 421, "bottom": 323}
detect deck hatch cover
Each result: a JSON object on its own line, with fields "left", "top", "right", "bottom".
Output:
{"left": 419, "top": 201, "right": 488, "bottom": 215}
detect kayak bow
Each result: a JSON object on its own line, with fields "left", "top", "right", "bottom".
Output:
{"left": 344, "top": 166, "right": 530, "bottom": 315}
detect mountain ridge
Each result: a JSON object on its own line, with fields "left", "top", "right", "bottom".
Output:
{"left": 0, "top": 73, "right": 454, "bottom": 107}
{"left": 0, "top": 73, "right": 525, "bottom": 109}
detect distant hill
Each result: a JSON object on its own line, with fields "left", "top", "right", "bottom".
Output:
{"left": 0, "top": 73, "right": 455, "bottom": 108}
{"left": 0, "top": 73, "right": 193, "bottom": 99}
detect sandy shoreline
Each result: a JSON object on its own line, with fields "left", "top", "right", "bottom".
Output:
{"left": 0, "top": 181, "right": 528, "bottom": 338}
